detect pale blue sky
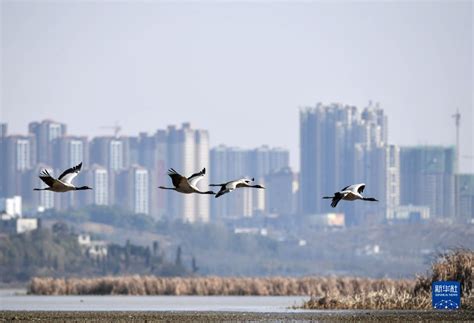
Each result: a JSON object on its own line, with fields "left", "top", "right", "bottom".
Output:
{"left": 1, "top": 1, "right": 473, "bottom": 172}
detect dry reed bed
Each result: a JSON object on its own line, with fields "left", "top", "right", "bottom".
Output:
{"left": 301, "top": 290, "right": 433, "bottom": 310}
{"left": 29, "top": 276, "right": 414, "bottom": 296}
{"left": 303, "top": 249, "right": 474, "bottom": 310}
{"left": 28, "top": 250, "right": 473, "bottom": 310}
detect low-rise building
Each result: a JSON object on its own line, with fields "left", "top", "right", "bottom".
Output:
{"left": 0, "top": 196, "right": 22, "bottom": 218}
{"left": 305, "top": 213, "right": 345, "bottom": 228}
{"left": 0, "top": 217, "right": 39, "bottom": 234}
{"left": 0, "top": 195, "right": 39, "bottom": 234}
{"left": 77, "top": 233, "right": 108, "bottom": 258}
{"left": 387, "top": 205, "right": 430, "bottom": 222}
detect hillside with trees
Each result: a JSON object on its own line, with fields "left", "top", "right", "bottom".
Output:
{"left": 2, "top": 205, "right": 474, "bottom": 282}
{"left": 0, "top": 222, "right": 188, "bottom": 283}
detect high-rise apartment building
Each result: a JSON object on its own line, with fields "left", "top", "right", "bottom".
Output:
{"left": 300, "top": 104, "right": 351, "bottom": 215}
{"left": 116, "top": 165, "right": 150, "bottom": 215}
{"left": 210, "top": 146, "right": 250, "bottom": 220}
{"left": 0, "top": 124, "right": 8, "bottom": 197}
{"left": 249, "top": 146, "right": 289, "bottom": 215}
{"left": 249, "top": 146, "right": 290, "bottom": 180}
{"left": 90, "top": 136, "right": 130, "bottom": 172}
{"left": 3, "top": 135, "right": 36, "bottom": 197}
{"left": 351, "top": 144, "right": 400, "bottom": 224}
{"left": 28, "top": 120, "right": 66, "bottom": 165}
{"left": 166, "top": 123, "right": 210, "bottom": 222}
{"left": 210, "top": 145, "right": 289, "bottom": 220}
{"left": 0, "top": 123, "right": 7, "bottom": 138}
{"left": 211, "top": 146, "right": 255, "bottom": 219}
{"left": 360, "top": 103, "right": 388, "bottom": 147}
{"left": 456, "top": 174, "right": 474, "bottom": 222}
{"left": 27, "top": 121, "right": 65, "bottom": 210}
{"left": 384, "top": 145, "right": 401, "bottom": 216}
{"left": 24, "top": 164, "right": 56, "bottom": 212}
{"left": 53, "top": 136, "right": 89, "bottom": 170}
{"left": 264, "top": 167, "right": 296, "bottom": 215}
{"left": 83, "top": 164, "right": 110, "bottom": 206}
{"left": 50, "top": 136, "right": 90, "bottom": 210}
{"left": 400, "top": 146, "right": 455, "bottom": 218}
{"left": 154, "top": 130, "right": 169, "bottom": 219}
{"left": 300, "top": 103, "right": 387, "bottom": 214}
{"left": 299, "top": 102, "right": 392, "bottom": 223}
{"left": 127, "top": 131, "right": 168, "bottom": 219}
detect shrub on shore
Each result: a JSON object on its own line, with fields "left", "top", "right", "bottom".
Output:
{"left": 302, "top": 249, "right": 473, "bottom": 310}
{"left": 301, "top": 290, "right": 431, "bottom": 310}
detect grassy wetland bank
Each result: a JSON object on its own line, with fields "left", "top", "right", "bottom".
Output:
{"left": 1, "top": 250, "right": 473, "bottom": 321}
{"left": 28, "top": 250, "right": 473, "bottom": 310}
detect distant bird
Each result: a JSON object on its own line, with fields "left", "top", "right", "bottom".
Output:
{"left": 210, "top": 177, "right": 265, "bottom": 198}
{"left": 323, "top": 183, "right": 378, "bottom": 208}
{"left": 159, "top": 168, "right": 215, "bottom": 195}
{"left": 33, "top": 162, "right": 92, "bottom": 192}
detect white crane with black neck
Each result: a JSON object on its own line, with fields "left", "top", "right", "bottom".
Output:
{"left": 33, "top": 162, "right": 92, "bottom": 192}
{"left": 210, "top": 177, "right": 265, "bottom": 198}
{"left": 323, "top": 183, "right": 378, "bottom": 208}
{"left": 159, "top": 168, "right": 215, "bottom": 195}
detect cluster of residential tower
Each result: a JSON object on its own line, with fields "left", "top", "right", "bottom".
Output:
{"left": 0, "top": 102, "right": 472, "bottom": 225}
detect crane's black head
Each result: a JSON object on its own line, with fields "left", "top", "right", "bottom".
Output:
{"left": 254, "top": 184, "right": 265, "bottom": 189}
{"left": 245, "top": 178, "right": 255, "bottom": 184}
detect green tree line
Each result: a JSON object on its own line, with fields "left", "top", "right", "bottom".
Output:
{"left": 0, "top": 222, "right": 189, "bottom": 283}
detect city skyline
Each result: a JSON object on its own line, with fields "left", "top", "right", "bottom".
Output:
{"left": 0, "top": 120, "right": 293, "bottom": 222}
{"left": 2, "top": 99, "right": 471, "bottom": 224}
{"left": 1, "top": 112, "right": 470, "bottom": 174}
{"left": 2, "top": 1, "right": 472, "bottom": 173}
{"left": 1, "top": 108, "right": 473, "bottom": 280}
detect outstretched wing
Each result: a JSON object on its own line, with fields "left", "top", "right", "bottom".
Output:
{"left": 341, "top": 183, "right": 365, "bottom": 193}
{"left": 188, "top": 168, "right": 206, "bottom": 188}
{"left": 167, "top": 168, "right": 185, "bottom": 188}
{"left": 215, "top": 187, "right": 231, "bottom": 198}
{"left": 340, "top": 185, "right": 351, "bottom": 192}
{"left": 211, "top": 178, "right": 243, "bottom": 189}
{"left": 214, "top": 179, "right": 243, "bottom": 197}
{"left": 39, "top": 169, "right": 56, "bottom": 187}
{"left": 58, "top": 162, "right": 83, "bottom": 184}
{"left": 331, "top": 192, "right": 344, "bottom": 208}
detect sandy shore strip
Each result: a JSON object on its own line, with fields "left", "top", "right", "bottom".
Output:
{"left": 1, "top": 310, "right": 474, "bottom": 322}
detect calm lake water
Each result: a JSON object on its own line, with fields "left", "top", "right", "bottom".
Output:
{"left": 0, "top": 289, "right": 310, "bottom": 312}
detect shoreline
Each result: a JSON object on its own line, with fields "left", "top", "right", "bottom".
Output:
{"left": 2, "top": 310, "right": 474, "bottom": 322}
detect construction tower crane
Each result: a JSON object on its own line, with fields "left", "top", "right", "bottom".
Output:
{"left": 100, "top": 121, "right": 122, "bottom": 138}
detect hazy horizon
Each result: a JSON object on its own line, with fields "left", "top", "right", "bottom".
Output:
{"left": 1, "top": 1, "right": 473, "bottom": 172}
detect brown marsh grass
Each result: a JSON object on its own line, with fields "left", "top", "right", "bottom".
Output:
{"left": 303, "top": 249, "right": 474, "bottom": 310}
{"left": 28, "top": 249, "right": 473, "bottom": 310}
{"left": 29, "top": 276, "right": 414, "bottom": 297}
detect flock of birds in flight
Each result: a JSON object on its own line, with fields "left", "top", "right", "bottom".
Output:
{"left": 33, "top": 162, "right": 378, "bottom": 207}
